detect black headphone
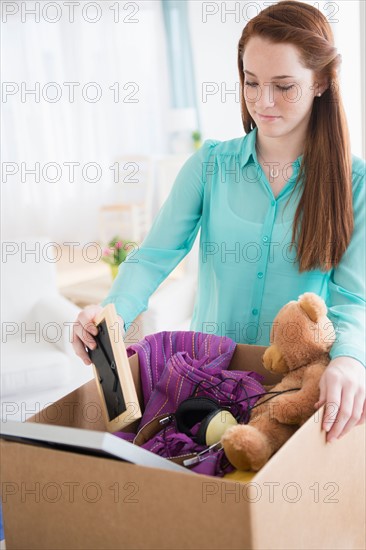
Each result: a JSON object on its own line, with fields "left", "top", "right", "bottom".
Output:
{"left": 174, "top": 396, "right": 238, "bottom": 446}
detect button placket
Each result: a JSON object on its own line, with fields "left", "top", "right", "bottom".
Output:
{"left": 250, "top": 200, "right": 276, "bottom": 321}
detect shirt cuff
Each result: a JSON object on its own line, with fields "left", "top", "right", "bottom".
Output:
{"left": 329, "top": 344, "right": 366, "bottom": 368}
{"left": 100, "top": 295, "right": 146, "bottom": 334}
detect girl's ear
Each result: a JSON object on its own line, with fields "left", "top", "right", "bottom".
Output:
{"left": 312, "top": 76, "right": 328, "bottom": 97}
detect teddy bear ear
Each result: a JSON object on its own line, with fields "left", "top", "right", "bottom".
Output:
{"left": 298, "top": 292, "right": 327, "bottom": 322}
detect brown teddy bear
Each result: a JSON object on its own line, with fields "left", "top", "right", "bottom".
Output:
{"left": 221, "top": 292, "right": 336, "bottom": 471}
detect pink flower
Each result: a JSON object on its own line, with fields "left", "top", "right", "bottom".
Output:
{"left": 103, "top": 248, "right": 112, "bottom": 256}
{"left": 115, "top": 241, "right": 123, "bottom": 249}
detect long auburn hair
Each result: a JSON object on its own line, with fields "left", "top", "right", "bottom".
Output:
{"left": 238, "top": 0, "right": 353, "bottom": 272}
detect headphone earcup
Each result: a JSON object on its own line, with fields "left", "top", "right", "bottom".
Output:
{"left": 175, "top": 397, "right": 220, "bottom": 437}
{"left": 195, "top": 409, "right": 221, "bottom": 445}
{"left": 175, "top": 396, "right": 238, "bottom": 446}
{"left": 198, "top": 409, "right": 238, "bottom": 446}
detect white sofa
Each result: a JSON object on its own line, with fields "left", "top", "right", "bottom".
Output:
{"left": 1, "top": 239, "right": 93, "bottom": 422}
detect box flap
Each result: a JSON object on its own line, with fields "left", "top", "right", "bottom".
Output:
{"left": 250, "top": 406, "right": 366, "bottom": 549}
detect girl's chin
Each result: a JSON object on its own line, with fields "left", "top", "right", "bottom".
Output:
{"left": 255, "top": 125, "right": 289, "bottom": 138}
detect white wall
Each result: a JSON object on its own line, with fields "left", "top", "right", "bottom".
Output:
{"left": 188, "top": 0, "right": 246, "bottom": 141}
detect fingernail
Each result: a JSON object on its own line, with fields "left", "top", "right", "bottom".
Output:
{"left": 328, "top": 437, "right": 335, "bottom": 444}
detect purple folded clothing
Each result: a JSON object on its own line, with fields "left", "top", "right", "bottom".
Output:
{"left": 114, "top": 331, "right": 266, "bottom": 477}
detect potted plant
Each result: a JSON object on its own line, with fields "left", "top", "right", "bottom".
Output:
{"left": 102, "top": 236, "right": 132, "bottom": 279}
{"left": 192, "top": 130, "right": 202, "bottom": 150}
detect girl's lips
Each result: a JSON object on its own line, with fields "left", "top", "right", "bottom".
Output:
{"left": 257, "top": 114, "right": 280, "bottom": 121}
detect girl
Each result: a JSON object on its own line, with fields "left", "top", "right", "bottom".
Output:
{"left": 72, "top": 0, "right": 365, "bottom": 444}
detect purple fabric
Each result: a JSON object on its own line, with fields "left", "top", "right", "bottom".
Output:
{"left": 113, "top": 331, "right": 266, "bottom": 477}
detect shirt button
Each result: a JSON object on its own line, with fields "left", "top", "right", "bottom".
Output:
{"left": 257, "top": 272, "right": 263, "bottom": 279}
{"left": 271, "top": 200, "right": 276, "bottom": 206}
{"left": 262, "top": 236, "right": 269, "bottom": 243}
{"left": 252, "top": 308, "right": 258, "bottom": 316}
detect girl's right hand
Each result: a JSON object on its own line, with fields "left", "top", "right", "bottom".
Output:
{"left": 72, "top": 304, "right": 103, "bottom": 365}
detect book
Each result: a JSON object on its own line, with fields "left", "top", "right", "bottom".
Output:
{"left": 0, "top": 420, "right": 192, "bottom": 475}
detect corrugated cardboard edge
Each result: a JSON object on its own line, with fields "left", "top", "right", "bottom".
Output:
{"left": 0, "top": 439, "right": 253, "bottom": 550}
{"left": 251, "top": 409, "right": 366, "bottom": 550}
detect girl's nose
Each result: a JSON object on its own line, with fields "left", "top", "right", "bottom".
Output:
{"left": 255, "top": 84, "right": 275, "bottom": 109}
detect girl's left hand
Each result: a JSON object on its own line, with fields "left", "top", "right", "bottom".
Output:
{"left": 314, "top": 356, "right": 366, "bottom": 443}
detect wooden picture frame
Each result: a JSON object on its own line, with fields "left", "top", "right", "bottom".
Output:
{"left": 86, "top": 304, "right": 142, "bottom": 432}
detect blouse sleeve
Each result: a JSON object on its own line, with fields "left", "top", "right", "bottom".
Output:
{"left": 327, "top": 165, "right": 366, "bottom": 367}
{"left": 100, "top": 139, "right": 218, "bottom": 329}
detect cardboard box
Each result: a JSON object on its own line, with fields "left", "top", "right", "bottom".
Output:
{"left": 1, "top": 345, "right": 365, "bottom": 550}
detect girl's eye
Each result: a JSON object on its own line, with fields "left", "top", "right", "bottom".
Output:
{"left": 244, "top": 81, "right": 295, "bottom": 91}
{"left": 277, "top": 85, "right": 295, "bottom": 91}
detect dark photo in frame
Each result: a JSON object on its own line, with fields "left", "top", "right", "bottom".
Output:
{"left": 87, "top": 304, "right": 142, "bottom": 432}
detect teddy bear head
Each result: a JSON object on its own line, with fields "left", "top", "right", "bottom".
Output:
{"left": 262, "top": 292, "right": 336, "bottom": 374}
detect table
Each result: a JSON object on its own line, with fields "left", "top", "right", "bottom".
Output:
{"left": 59, "top": 273, "right": 146, "bottom": 342}
{"left": 59, "top": 273, "right": 113, "bottom": 309}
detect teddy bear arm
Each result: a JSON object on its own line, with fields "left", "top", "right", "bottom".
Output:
{"left": 272, "top": 370, "right": 323, "bottom": 425}
{"left": 297, "top": 365, "right": 326, "bottom": 424}
{"left": 270, "top": 393, "right": 303, "bottom": 424}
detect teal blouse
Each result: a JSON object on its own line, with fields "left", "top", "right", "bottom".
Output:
{"left": 101, "top": 127, "right": 366, "bottom": 366}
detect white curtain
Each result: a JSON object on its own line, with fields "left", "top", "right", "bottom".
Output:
{"left": 2, "top": 0, "right": 171, "bottom": 243}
